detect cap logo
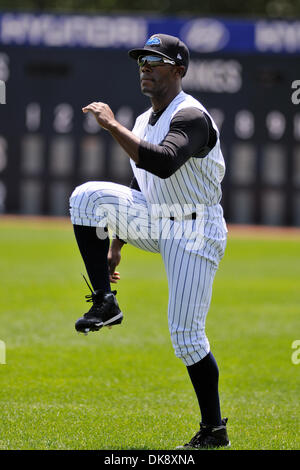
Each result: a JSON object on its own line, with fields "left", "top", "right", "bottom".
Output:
{"left": 177, "top": 53, "right": 182, "bottom": 59}
{"left": 145, "top": 36, "right": 161, "bottom": 46}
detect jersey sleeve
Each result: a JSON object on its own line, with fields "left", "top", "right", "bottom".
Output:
{"left": 136, "top": 107, "right": 217, "bottom": 179}
{"left": 129, "top": 176, "right": 141, "bottom": 192}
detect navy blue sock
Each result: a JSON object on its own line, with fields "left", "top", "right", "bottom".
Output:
{"left": 73, "top": 224, "right": 111, "bottom": 293}
{"left": 187, "top": 352, "right": 222, "bottom": 426}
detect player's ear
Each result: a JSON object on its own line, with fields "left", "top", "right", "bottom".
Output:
{"left": 174, "top": 65, "right": 185, "bottom": 79}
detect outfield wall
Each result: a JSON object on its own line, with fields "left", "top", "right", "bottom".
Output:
{"left": 0, "top": 12, "right": 300, "bottom": 226}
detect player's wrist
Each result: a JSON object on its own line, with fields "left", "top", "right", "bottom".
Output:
{"left": 105, "top": 119, "right": 120, "bottom": 133}
{"left": 111, "top": 237, "right": 126, "bottom": 249}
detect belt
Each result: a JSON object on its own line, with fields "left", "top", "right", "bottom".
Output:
{"left": 170, "top": 212, "right": 197, "bottom": 221}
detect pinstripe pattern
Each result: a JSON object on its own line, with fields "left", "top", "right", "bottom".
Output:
{"left": 70, "top": 182, "right": 226, "bottom": 365}
{"left": 159, "top": 219, "right": 225, "bottom": 365}
{"left": 70, "top": 181, "right": 160, "bottom": 253}
{"left": 131, "top": 91, "right": 226, "bottom": 210}
{"left": 69, "top": 91, "right": 227, "bottom": 365}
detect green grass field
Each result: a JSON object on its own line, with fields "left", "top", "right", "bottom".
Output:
{"left": 0, "top": 218, "right": 299, "bottom": 450}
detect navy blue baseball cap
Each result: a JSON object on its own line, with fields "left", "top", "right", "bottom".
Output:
{"left": 128, "top": 33, "right": 190, "bottom": 76}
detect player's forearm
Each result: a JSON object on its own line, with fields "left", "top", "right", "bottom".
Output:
{"left": 107, "top": 121, "right": 140, "bottom": 164}
{"left": 111, "top": 237, "right": 126, "bottom": 249}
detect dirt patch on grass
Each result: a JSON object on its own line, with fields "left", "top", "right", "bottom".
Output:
{"left": 0, "top": 215, "right": 71, "bottom": 230}
{"left": 228, "top": 223, "right": 300, "bottom": 239}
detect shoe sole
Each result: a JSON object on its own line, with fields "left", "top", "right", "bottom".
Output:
{"left": 103, "top": 312, "right": 123, "bottom": 326}
{"left": 76, "top": 312, "right": 123, "bottom": 335}
{"left": 176, "top": 441, "right": 231, "bottom": 450}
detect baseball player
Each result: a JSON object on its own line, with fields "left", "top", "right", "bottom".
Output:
{"left": 69, "top": 34, "right": 230, "bottom": 449}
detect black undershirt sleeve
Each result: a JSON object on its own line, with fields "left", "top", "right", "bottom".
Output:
{"left": 136, "top": 107, "right": 217, "bottom": 179}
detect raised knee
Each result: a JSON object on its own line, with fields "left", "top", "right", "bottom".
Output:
{"left": 69, "top": 182, "right": 101, "bottom": 205}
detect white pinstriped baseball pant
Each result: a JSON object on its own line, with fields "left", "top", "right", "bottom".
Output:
{"left": 69, "top": 181, "right": 227, "bottom": 366}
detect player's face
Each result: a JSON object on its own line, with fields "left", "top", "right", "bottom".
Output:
{"left": 138, "top": 57, "right": 179, "bottom": 98}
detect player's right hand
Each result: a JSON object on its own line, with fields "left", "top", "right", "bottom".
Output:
{"left": 82, "top": 101, "right": 116, "bottom": 131}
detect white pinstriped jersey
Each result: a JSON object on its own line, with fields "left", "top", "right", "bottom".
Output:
{"left": 131, "top": 91, "right": 226, "bottom": 212}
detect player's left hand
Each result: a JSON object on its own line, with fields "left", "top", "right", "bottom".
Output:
{"left": 109, "top": 271, "right": 120, "bottom": 284}
{"left": 82, "top": 102, "right": 116, "bottom": 130}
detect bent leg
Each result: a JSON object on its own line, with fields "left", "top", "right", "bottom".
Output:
{"left": 70, "top": 181, "right": 159, "bottom": 251}
{"left": 69, "top": 181, "right": 159, "bottom": 290}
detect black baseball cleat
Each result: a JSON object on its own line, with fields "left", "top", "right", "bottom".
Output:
{"left": 177, "top": 418, "right": 230, "bottom": 450}
{"left": 75, "top": 276, "right": 123, "bottom": 334}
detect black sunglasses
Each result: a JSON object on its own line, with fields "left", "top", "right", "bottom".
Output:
{"left": 137, "top": 55, "right": 176, "bottom": 67}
